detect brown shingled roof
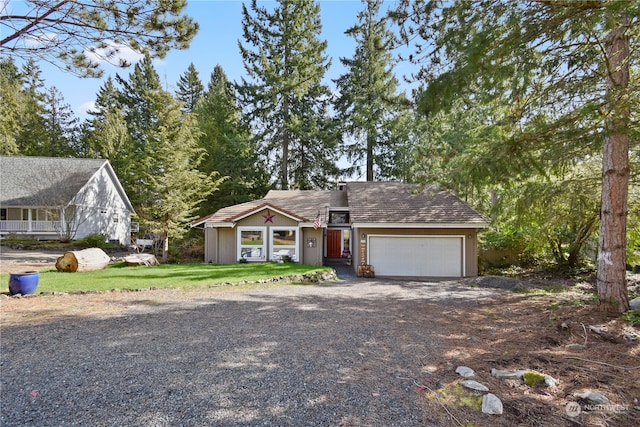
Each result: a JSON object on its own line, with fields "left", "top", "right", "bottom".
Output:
{"left": 347, "top": 182, "right": 487, "bottom": 225}
{"left": 192, "top": 182, "right": 487, "bottom": 227}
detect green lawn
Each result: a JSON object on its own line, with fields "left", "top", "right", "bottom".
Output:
{"left": 2, "top": 262, "right": 334, "bottom": 294}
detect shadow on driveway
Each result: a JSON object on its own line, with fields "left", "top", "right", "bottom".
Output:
{"left": 1, "top": 280, "right": 503, "bottom": 426}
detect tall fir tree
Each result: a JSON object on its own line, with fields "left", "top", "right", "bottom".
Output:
{"left": 41, "top": 86, "right": 79, "bottom": 157}
{"left": 334, "top": 0, "right": 410, "bottom": 181}
{"left": 113, "top": 54, "right": 164, "bottom": 209}
{"left": 144, "top": 89, "right": 219, "bottom": 263}
{"left": 195, "top": 65, "right": 269, "bottom": 215}
{"left": 14, "top": 59, "right": 48, "bottom": 156}
{"left": 79, "top": 77, "right": 130, "bottom": 173}
{"left": 0, "top": 57, "right": 23, "bottom": 154}
{"left": 175, "top": 63, "right": 204, "bottom": 113}
{"left": 116, "top": 54, "right": 162, "bottom": 152}
{"left": 237, "top": 0, "right": 337, "bottom": 189}
{"left": 393, "top": 0, "right": 639, "bottom": 313}
{"left": 111, "top": 54, "right": 218, "bottom": 256}
{"left": 81, "top": 77, "right": 125, "bottom": 156}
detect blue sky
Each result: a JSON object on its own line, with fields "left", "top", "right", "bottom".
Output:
{"left": 5, "top": 0, "right": 417, "bottom": 118}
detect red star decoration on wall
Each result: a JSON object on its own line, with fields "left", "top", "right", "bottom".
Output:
{"left": 263, "top": 210, "right": 275, "bottom": 223}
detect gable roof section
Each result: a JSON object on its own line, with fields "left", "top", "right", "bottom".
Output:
{"left": 229, "top": 202, "right": 305, "bottom": 222}
{"left": 192, "top": 189, "right": 337, "bottom": 227}
{"left": 0, "top": 156, "right": 134, "bottom": 213}
{"left": 346, "top": 182, "right": 488, "bottom": 227}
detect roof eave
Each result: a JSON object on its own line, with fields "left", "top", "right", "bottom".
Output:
{"left": 351, "top": 222, "right": 490, "bottom": 229}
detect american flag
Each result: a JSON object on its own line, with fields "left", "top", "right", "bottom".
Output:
{"left": 313, "top": 212, "right": 321, "bottom": 229}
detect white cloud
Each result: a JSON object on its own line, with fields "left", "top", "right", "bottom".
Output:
{"left": 24, "top": 32, "right": 59, "bottom": 47}
{"left": 84, "top": 39, "right": 144, "bottom": 68}
{"left": 79, "top": 101, "right": 97, "bottom": 116}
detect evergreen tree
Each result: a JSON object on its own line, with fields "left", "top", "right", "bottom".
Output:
{"left": 175, "top": 63, "right": 204, "bottom": 113}
{"left": 14, "top": 60, "right": 48, "bottom": 155}
{"left": 42, "top": 86, "right": 79, "bottom": 157}
{"left": 1, "top": 0, "right": 198, "bottom": 78}
{"left": 110, "top": 54, "right": 218, "bottom": 257}
{"left": 79, "top": 77, "right": 131, "bottom": 174}
{"left": 237, "top": 0, "right": 337, "bottom": 189}
{"left": 393, "top": 0, "right": 639, "bottom": 313}
{"left": 195, "top": 65, "right": 269, "bottom": 214}
{"left": 334, "top": 0, "right": 410, "bottom": 181}
{"left": 113, "top": 54, "right": 164, "bottom": 208}
{"left": 288, "top": 88, "right": 340, "bottom": 189}
{"left": 144, "top": 90, "right": 219, "bottom": 263}
{"left": 0, "top": 58, "right": 23, "bottom": 154}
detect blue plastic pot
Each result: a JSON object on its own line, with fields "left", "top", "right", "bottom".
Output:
{"left": 8, "top": 271, "right": 40, "bottom": 295}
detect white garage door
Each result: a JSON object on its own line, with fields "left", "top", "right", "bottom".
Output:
{"left": 369, "top": 236, "right": 463, "bottom": 277}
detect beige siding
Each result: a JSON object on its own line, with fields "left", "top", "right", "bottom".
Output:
{"left": 354, "top": 227, "right": 480, "bottom": 277}
{"left": 218, "top": 228, "right": 236, "bottom": 264}
{"left": 204, "top": 227, "right": 218, "bottom": 263}
{"left": 209, "top": 210, "right": 306, "bottom": 264}
{"left": 302, "top": 228, "right": 323, "bottom": 266}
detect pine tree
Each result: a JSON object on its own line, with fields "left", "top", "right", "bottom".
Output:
{"left": 42, "top": 86, "right": 79, "bottom": 157}
{"left": 237, "top": 0, "right": 336, "bottom": 189}
{"left": 14, "top": 60, "right": 48, "bottom": 155}
{"left": 145, "top": 90, "right": 218, "bottom": 263}
{"left": 393, "top": 0, "right": 638, "bottom": 313}
{"left": 79, "top": 77, "right": 131, "bottom": 175}
{"left": 0, "top": 58, "right": 23, "bottom": 154}
{"left": 111, "top": 54, "right": 218, "bottom": 256}
{"left": 1, "top": 0, "right": 198, "bottom": 78}
{"left": 334, "top": 0, "right": 410, "bottom": 181}
{"left": 113, "top": 54, "right": 165, "bottom": 209}
{"left": 175, "top": 63, "right": 204, "bottom": 113}
{"left": 195, "top": 65, "right": 269, "bottom": 214}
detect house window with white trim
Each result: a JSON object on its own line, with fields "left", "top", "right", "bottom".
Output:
{"left": 238, "top": 227, "right": 266, "bottom": 261}
{"left": 270, "top": 227, "right": 298, "bottom": 261}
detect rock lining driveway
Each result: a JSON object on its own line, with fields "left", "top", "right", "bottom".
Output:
{"left": 1, "top": 277, "right": 502, "bottom": 426}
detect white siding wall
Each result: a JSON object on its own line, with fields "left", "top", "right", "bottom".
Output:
{"left": 73, "top": 167, "right": 132, "bottom": 244}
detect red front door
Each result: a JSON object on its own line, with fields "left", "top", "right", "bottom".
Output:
{"left": 327, "top": 229, "right": 342, "bottom": 258}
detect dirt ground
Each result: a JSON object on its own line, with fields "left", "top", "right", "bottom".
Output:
{"left": 417, "top": 271, "right": 640, "bottom": 426}
{"left": 1, "top": 248, "right": 639, "bottom": 426}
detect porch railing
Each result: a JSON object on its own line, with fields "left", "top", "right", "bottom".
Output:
{"left": 0, "top": 220, "right": 60, "bottom": 233}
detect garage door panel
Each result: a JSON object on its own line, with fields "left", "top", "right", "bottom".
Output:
{"left": 369, "top": 236, "right": 463, "bottom": 277}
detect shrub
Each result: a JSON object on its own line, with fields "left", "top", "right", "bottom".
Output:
{"left": 75, "top": 234, "right": 111, "bottom": 248}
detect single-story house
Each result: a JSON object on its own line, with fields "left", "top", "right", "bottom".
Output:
{"left": 192, "top": 181, "right": 489, "bottom": 278}
{"left": 0, "top": 155, "right": 135, "bottom": 244}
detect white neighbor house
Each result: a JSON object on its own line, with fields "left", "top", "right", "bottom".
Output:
{"left": 0, "top": 156, "right": 135, "bottom": 244}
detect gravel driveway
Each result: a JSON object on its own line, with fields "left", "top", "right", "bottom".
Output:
{"left": 1, "top": 279, "right": 500, "bottom": 426}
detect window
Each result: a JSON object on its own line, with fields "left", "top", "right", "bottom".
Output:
{"left": 270, "top": 227, "right": 298, "bottom": 261}
{"left": 330, "top": 211, "right": 349, "bottom": 224}
{"left": 238, "top": 227, "right": 266, "bottom": 261}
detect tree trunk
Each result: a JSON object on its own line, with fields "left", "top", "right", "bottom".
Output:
{"left": 282, "top": 97, "right": 290, "bottom": 190}
{"left": 55, "top": 248, "right": 110, "bottom": 272}
{"left": 162, "top": 230, "right": 169, "bottom": 264}
{"left": 567, "top": 216, "right": 598, "bottom": 268}
{"left": 124, "top": 253, "right": 159, "bottom": 266}
{"left": 366, "top": 130, "right": 374, "bottom": 182}
{"left": 597, "top": 17, "right": 630, "bottom": 314}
